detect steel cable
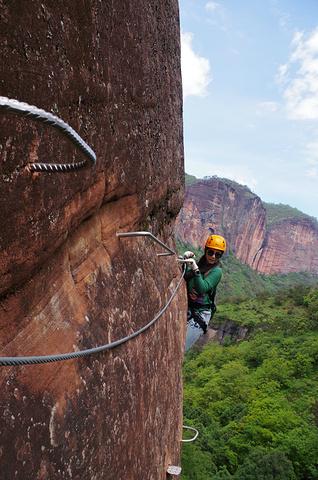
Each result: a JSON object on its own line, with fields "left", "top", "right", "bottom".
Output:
{"left": 0, "top": 268, "right": 185, "bottom": 366}
{"left": 0, "top": 96, "right": 96, "bottom": 172}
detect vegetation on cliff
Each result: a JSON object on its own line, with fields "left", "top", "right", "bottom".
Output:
{"left": 185, "top": 173, "right": 200, "bottom": 186}
{"left": 264, "top": 202, "right": 318, "bottom": 228}
{"left": 181, "top": 287, "right": 318, "bottom": 479}
{"left": 184, "top": 173, "right": 256, "bottom": 200}
{"left": 219, "top": 252, "right": 318, "bottom": 304}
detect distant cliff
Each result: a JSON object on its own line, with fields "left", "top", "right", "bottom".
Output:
{"left": 176, "top": 176, "right": 318, "bottom": 274}
{"left": 0, "top": 2, "right": 186, "bottom": 479}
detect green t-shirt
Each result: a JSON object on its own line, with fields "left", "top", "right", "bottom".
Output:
{"left": 187, "top": 266, "right": 222, "bottom": 311}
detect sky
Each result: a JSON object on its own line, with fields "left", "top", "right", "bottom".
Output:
{"left": 179, "top": 0, "right": 318, "bottom": 219}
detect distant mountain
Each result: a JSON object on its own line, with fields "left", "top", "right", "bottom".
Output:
{"left": 177, "top": 175, "right": 318, "bottom": 275}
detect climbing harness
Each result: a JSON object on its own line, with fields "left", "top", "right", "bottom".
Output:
{"left": 0, "top": 232, "right": 184, "bottom": 366}
{"left": 188, "top": 309, "right": 208, "bottom": 334}
{"left": 0, "top": 96, "right": 96, "bottom": 172}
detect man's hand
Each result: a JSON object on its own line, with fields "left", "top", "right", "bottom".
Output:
{"left": 183, "top": 250, "right": 195, "bottom": 259}
{"left": 185, "top": 258, "right": 200, "bottom": 272}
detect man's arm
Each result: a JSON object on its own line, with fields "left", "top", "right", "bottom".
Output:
{"left": 192, "top": 268, "right": 222, "bottom": 294}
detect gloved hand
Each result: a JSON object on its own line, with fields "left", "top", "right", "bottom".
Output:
{"left": 185, "top": 258, "right": 199, "bottom": 272}
{"left": 183, "top": 250, "right": 195, "bottom": 259}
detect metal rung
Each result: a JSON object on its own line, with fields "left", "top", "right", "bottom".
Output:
{"left": 167, "top": 465, "right": 182, "bottom": 476}
{"left": 181, "top": 425, "right": 199, "bottom": 442}
{"left": 116, "top": 231, "right": 175, "bottom": 256}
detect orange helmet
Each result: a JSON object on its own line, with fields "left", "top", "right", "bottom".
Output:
{"left": 205, "top": 234, "right": 226, "bottom": 252}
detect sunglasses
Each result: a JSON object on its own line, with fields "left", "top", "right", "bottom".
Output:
{"left": 206, "top": 249, "right": 223, "bottom": 259}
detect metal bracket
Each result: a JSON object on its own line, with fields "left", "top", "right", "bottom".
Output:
{"left": 116, "top": 231, "right": 175, "bottom": 256}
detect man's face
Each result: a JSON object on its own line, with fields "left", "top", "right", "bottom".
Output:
{"left": 205, "top": 249, "right": 222, "bottom": 265}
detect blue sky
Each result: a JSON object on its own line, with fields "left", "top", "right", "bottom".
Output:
{"left": 180, "top": 0, "right": 318, "bottom": 218}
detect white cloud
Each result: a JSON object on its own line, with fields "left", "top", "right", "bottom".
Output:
{"left": 279, "top": 28, "right": 318, "bottom": 120}
{"left": 256, "top": 101, "right": 279, "bottom": 115}
{"left": 276, "top": 63, "right": 288, "bottom": 84}
{"left": 278, "top": 14, "right": 290, "bottom": 30}
{"left": 306, "top": 166, "right": 318, "bottom": 177}
{"left": 181, "top": 32, "right": 211, "bottom": 99}
{"left": 270, "top": 3, "right": 291, "bottom": 32}
{"left": 205, "top": 1, "right": 220, "bottom": 12}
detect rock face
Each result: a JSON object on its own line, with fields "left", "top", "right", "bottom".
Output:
{"left": 196, "top": 321, "right": 249, "bottom": 349}
{"left": 254, "top": 218, "right": 318, "bottom": 274}
{"left": 176, "top": 177, "right": 318, "bottom": 274}
{"left": 0, "top": 2, "right": 186, "bottom": 479}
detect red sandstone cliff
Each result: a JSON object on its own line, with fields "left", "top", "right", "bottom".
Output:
{"left": 176, "top": 177, "right": 318, "bottom": 275}
{"left": 0, "top": 2, "right": 187, "bottom": 479}
{"left": 254, "top": 218, "right": 318, "bottom": 274}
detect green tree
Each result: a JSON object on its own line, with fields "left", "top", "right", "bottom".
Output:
{"left": 304, "top": 288, "right": 318, "bottom": 324}
{"left": 233, "top": 451, "right": 296, "bottom": 480}
{"left": 182, "top": 292, "right": 318, "bottom": 479}
{"left": 181, "top": 443, "right": 216, "bottom": 480}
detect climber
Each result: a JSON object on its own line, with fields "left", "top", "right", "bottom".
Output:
{"left": 182, "top": 234, "right": 226, "bottom": 351}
